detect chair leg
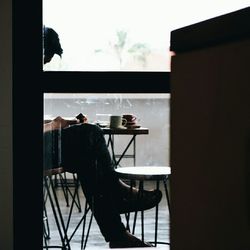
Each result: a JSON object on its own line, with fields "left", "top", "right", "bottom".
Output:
{"left": 65, "top": 176, "right": 84, "bottom": 234}
{"left": 43, "top": 183, "right": 51, "bottom": 239}
{"left": 154, "top": 180, "right": 160, "bottom": 247}
{"left": 82, "top": 209, "right": 94, "bottom": 250}
{"left": 60, "top": 173, "right": 82, "bottom": 212}
{"left": 44, "top": 176, "right": 71, "bottom": 250}
{"left": 67, "top": 201, "right": 91, "bottom": 241}
{"left": 65, "top": 189, "right": 93, "bottom": 250}
{"left": 43, "top": 229, "right": 49, "bottom": 250}
{"left": 124, "top": 212, "right": 131, "bottom": 232}
{"left": 131, "top": 181, "right": 145, "bottom": 241}
{"left": 43, "top": 204, "right": 50, "bottom": 239}
{"left": 129, "top": 179, "right": 163, "bottom": 246}
{"left": 132, "top": 210, "right": 138, "bottom": 235}
{"left": 73, "top": 174, "right": 82, "bottom": 212}
{"left": 80, "top": 201, "right": 89, "bottom": 248}
{"left": 50, "top": 176, "right": 72, "bottom": 250}
{"left": 163, "top": 177, "right": 171, "bottom": 215}
{"left": 58, "top": 173, "right": 70, "bottom": 207}
{"left": 65, "top": 184, "right": 78, "bottom": 233}
{"left": 139, "top": 181, "right": 144, "bottom": 242}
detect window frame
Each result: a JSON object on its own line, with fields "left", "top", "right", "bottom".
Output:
{"left": 13, "top": 1, "right": 170, "bottom": 249}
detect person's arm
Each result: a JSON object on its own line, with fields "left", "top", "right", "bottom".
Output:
{"left": 43, "top": 116, "right": 79, "bottom": 133}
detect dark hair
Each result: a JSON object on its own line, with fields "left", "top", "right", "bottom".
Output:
{"left": 43, "top": 26, "right": 63, "bottom": 64}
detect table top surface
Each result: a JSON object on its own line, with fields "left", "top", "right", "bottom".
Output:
{"left": 115, "top": 166, "right": 171, "bottom": 180}
{"left": 44, "top": 118, "right": 148, "bottom": 135}
{"left": 102, "top": 127, "right": 149, "bottom": 135}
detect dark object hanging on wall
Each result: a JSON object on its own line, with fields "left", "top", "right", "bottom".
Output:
{"left": 43, "top": 26, "right": 63, "bottom": 64}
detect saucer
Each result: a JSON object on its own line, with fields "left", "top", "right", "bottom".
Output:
{"left": 96, "top": 122, "right": 109, "bottom": 128}
{"left": 126, "top": 121, "right": 136, "bottom": 125}
{"left": 125, "top": 125, "right": 141, "bottom": 129}
{"left": 109, "top": 125, "right": 127, "bottom": 129}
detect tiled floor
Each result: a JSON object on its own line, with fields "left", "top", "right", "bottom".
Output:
{"left": 44, "top": 179, "right": 170, "bottom": 250}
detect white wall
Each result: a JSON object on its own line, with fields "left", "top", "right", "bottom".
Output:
{"left": 44, "top": 94, "right": 170, "bottom": 167}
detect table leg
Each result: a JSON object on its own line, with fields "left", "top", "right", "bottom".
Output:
{"left": 139, "top": 181, "right": 144, "bottom": 242}
{"left": 154, "top": 180, "right": 160, "bottom": 246}
{"left": 163, "top": 177, "right": 171, "bottom": 215}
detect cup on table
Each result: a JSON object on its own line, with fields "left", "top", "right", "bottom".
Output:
{"left": 122, "top": 114, "right": 137, "bottom": 126}
{"left": 109, "top": 115, "right": 127, "bottom": 128}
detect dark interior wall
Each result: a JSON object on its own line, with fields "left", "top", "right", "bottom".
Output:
{"left": 8, "top": 2, "right": 250, "bottom": 250}
{"left": 0, "top": 0, "right": 13, "bottom": 249}
{"left": 171, "top": 37, "right": 250, "bottom": 250}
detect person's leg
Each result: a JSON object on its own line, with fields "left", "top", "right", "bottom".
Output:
{"left": 62, "top": 124, "right": 127, "bottom": 241}
{"left": 61, "top": 124, "right": 157, "bottom": 246}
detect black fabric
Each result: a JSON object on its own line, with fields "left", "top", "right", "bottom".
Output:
{"left": 62, "top": 124, "right": 126, "bottom": 241}
{"left": 44, "top": 123, "right": 126, "bottom": 241}
{"left": 43, "top": 129, "right": 61, "bottom": 169}
{"left": 43, "top": 26, "right": 63, "bottom": 64}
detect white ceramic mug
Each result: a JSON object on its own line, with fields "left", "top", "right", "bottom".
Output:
{"left": 109, "top": 115, "right": 127, "bottom": 128}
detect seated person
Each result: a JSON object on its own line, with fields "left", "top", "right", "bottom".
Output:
{"left": 44, "top": 116, "right": 162, "bottom": 248}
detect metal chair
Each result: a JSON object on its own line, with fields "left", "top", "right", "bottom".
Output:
{"left": 115, "top": 166, "right": 171, "bottom": 247}
{"left": 43, "top": 129, "right": 92, "bottom": 249}
{"left": 43, "top": 130, "right": 74, "bottom": 249}
{"left": 65, "top": 177, "right": 93, "bottom": 250}
{"left": 44, "top": 129, "right": 82, "bottom": 211}
{"left": 43, "top": 167, "right": 71, "bottom": 250}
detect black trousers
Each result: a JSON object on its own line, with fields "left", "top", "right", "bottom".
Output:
{"left": 45, "top": 123, "right": 126, "bottom": 242}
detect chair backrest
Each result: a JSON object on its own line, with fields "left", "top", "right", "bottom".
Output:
{"left": 43, "top": 129, "right": 62, "bottom": 170}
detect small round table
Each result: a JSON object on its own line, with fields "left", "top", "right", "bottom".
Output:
{"left": 115, "top": 166, "right": 171, "bottom": 246}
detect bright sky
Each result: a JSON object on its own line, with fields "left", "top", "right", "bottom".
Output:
{"left": 43, "top": 0, "right": 249, "bottom": 71}
{"left": 43, "top": 0, "right": 249, "bottom": 33}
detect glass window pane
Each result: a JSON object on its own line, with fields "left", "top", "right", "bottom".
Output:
{"left": 43, "top": 93, "right": 171, "bottom": 248}
{"left": 43, "top": 0, "right": 248, "bottom": 72}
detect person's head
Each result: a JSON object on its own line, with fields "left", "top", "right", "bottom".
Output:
{"left": 43, "top": 26, "right": 63, "bottom": 64}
